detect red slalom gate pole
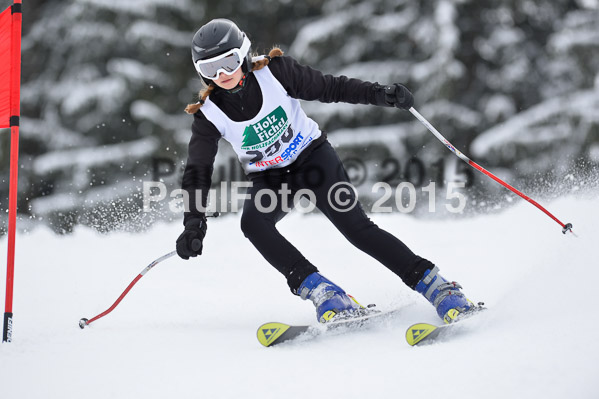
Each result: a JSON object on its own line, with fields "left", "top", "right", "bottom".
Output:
{"left": 2, "top": 0, "right": 23, "bottom": 343}
{"left": 408, "top": 107, "right": 574, "bottom": 235}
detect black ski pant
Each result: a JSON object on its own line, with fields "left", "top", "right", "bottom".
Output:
{"left": 240, "top": 140, "right": 434, "bottom": 294}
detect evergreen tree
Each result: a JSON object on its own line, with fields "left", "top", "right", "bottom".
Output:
{"left": 1, "top": 0, "right": 597, "bottom": 233}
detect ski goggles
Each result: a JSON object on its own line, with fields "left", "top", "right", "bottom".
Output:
{"left": 194, "top": 36, "right": 251, "bottom": 80}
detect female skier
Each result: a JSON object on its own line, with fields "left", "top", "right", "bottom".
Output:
{"left": 176, "top": 18, "right": 475, "bottom": 324}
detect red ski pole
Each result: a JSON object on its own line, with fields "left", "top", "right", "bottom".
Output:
{"left": 79, "top": 214, "right": 218, "bottom": 329}
{"left": 79, "top": 250, "right": 177, "bottom": 329}
{"left": 409, "top": 107, "right": 574, "bottom": 235}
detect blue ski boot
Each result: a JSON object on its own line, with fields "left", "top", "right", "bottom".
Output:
{"left": 298, "top": 272, "right": 361, "bottom": 323}
{"left": 415, "top": 266, "right": 476, "bottom": 324}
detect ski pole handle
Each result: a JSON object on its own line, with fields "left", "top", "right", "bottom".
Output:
{"left": 191, "top": 239, "right": 202, "bottom": 252}
{"left": 188, "top": 212, "right": 219, "bottom": 253}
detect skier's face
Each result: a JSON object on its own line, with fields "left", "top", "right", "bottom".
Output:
{"left": 213, "top": 68, "right": 244, "bottom": 90}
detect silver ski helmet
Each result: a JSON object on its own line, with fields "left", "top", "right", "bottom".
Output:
{"left": 191, "top": 19, "right": 252, "bottom": 84}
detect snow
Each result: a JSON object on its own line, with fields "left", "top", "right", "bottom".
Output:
{"left": 19, "top": 117, "right": 96, "bottom": 149}
{"left": 419, "top": 100, "right": 482, "bottom": 130}
{"left": 130, "top": 100, "right": 189, "bottom": 131}
{"left": 78, "top": 0, "right": 192, "bottom": 17}
{"left": 107, "top": 58, "right": 173, "bottom": 87}
{"left": 125, "top": 21, "right": 192, "bottom": 48}
{"left": 290, "top": 3, "right": 374, "bottom": 65}
{"left": 590, "top": 144, "right": 599, "bottom": 162}
{"left": 576, "top": 0, "right": 599, "bottom": 9}
{"left": 32, "top": 137, "right": 159, "bottom": 176}
{"left": 1, "top": 194, "right": 597, "bottom": 399}
{"left": 482, "top": 94, "right": 516, "bottom": 123}
{"left": 29, "top": 179, "right": 143, "bottom": 216}
{"left": 335, "top": 60, "right": 413, "bottom": 83}
{"left": 475, "top": 27, "right": 526, "bottom": 61}
{"left": 434, "top": 0, "right": 459, "bottom": 53}
{"left": 65, "top": 21, "right": 119, "bottom": 44}
{"left": 471, "top": 89, "right": 599, "bottom": 159}
{"left": 549, "top": 26, "right": 599, "bottom": 53}
{"left": 368, "top": 9, "right": 417, "bottom": 36}
{"left": 328, "top": 122, "right": 412, "bottom": 151}
{"left": 58, "top": 76, "right": 128, "bottom": 116}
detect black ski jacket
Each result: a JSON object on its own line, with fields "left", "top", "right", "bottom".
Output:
{"left": 182, "top": 55, "right": 389, "bottom": 222}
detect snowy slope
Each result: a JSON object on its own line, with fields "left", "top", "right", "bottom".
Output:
{"left": 0, "top": 194, "right": 597, "bottom": 399}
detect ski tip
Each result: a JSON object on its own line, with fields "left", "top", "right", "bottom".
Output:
{"left": 257, "top": 322, "right": 291, "bottom": 347}
{"left": 405, "top": 323, "right": 438, "bottom": 346}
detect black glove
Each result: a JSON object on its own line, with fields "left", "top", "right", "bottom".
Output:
{"left": 383, "top": 83, "right": 414, "bottom": 110}
{"left": 176, "top": 216, "right": 207, "bottom": 260}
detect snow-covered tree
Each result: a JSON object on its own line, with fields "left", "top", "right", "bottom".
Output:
{"left": 1, "top": 0, "right": 597, "bottom": 233}
{"left": 290, "top": 0, "right": 599, "bottom": 207}
{"left": 1, "top": 0, "right": 321, "bottom": 233}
